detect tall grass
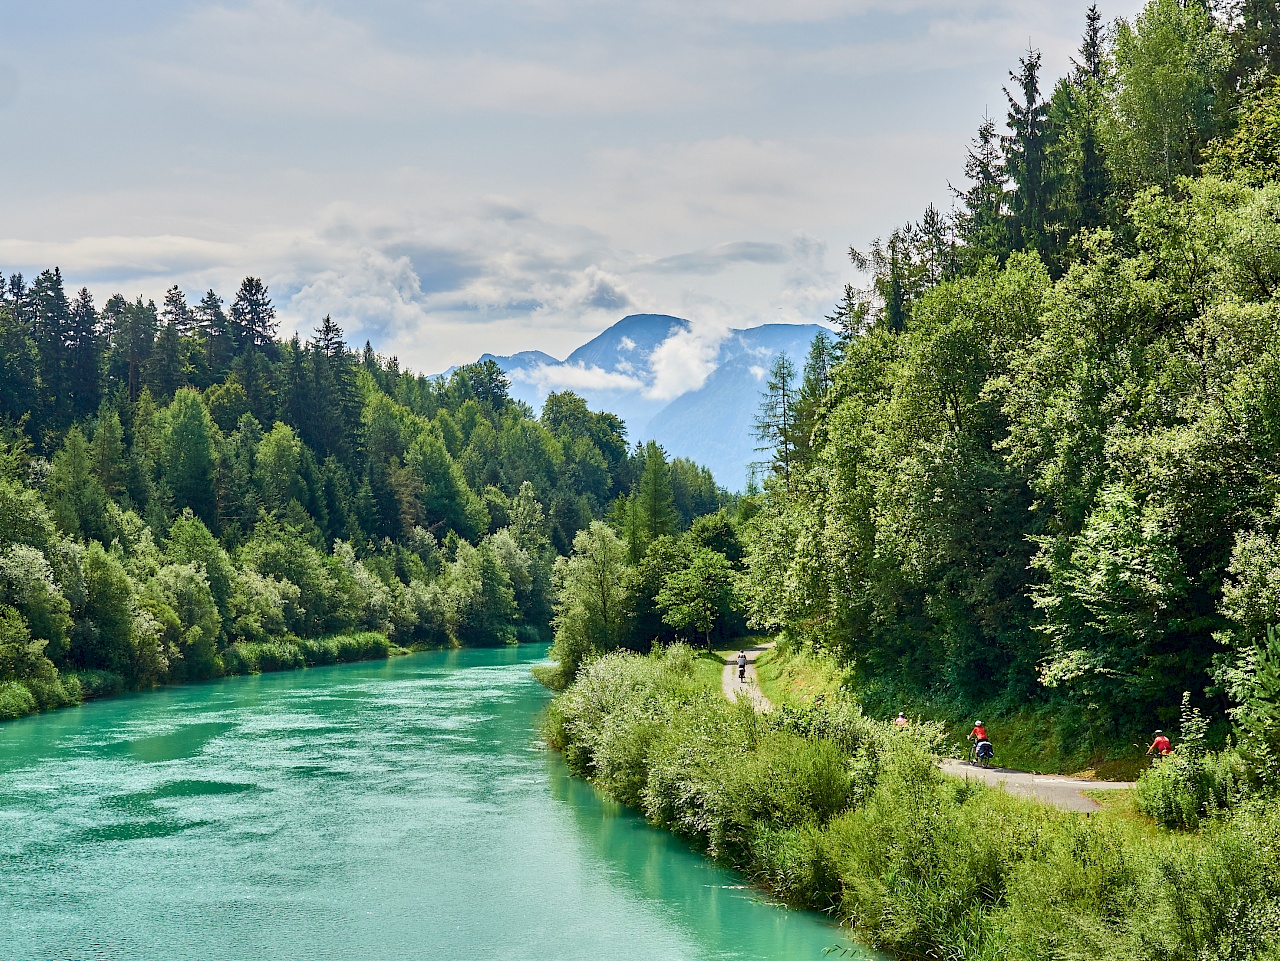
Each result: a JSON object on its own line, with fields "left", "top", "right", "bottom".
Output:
{"left": 549, "top": 646, "right": 1280, "bottom": 960}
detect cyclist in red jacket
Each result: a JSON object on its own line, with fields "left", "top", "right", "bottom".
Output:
{"left": 1147, "top": 730, "right": 1172, "bottom": 757}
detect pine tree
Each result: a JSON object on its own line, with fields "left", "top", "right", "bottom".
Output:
{"left": 1004, "top": 48, "right": 1050, "bottom": 253}
{"left": 754, "top": 353, "right": 798, "bottom": 491}
{"left": 113, "top": 297, "right": 157, "bottom": 403}
{"left": 161, "top": 388, "right": 217, "bottom": 525}
{"left": 956, "top": 114, "right": 1008, "bottom": 260}
{"left": 146, "top": 320, "right": 186, "bottom": 401}
{"left": 194, "top": 289, "right": 232, "bottom": 374}
{"left": 161, "top": 285, "right": 196, "bottom": 336}
{"left": 66, "top": 287, "right": 102, "bottom": 421}
{"left": 632, "top": 441, "right": 678, "bottom": 549}
{"left": 0, "top": 278, "right": 39, "bottom": 425}
{"left": 91, "top": 406, "right": 126, "bottom": 498}
{"left": 30, "top": 268, "right": 72, "bottom": 432}
{"left": 793, "top": 331, "right": 834, "bottom": 468}
{"left": 229, "top": 277, "right": 276, "bottom": 352}
{"left": 1073, "top": 5, "right": 1110, "bottom": 233}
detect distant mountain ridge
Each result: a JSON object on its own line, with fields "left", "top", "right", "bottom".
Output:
{"left": 454, "top": 313, "right": 827, "bottom": 488}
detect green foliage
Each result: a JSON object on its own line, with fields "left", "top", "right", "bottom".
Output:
{"left": 655, "top": 547, "right": 736, "bottom": 647}
{"left": 551, "top": 640, "right": 1280, "bottom": 961}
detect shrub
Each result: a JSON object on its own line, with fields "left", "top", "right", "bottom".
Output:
{"left": 1135, "top": 750, "right": 1251, "bottom": 829}
{"left": 0, "top": 680, "right": 36, "bottom": 720}
{"left": 74, "top": 669, "right": 125, "bottom": 700}
{"left": 224, "top": 640, "right": 304, "bottom": 675}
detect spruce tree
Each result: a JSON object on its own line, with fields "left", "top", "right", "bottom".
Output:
{"left": 633, "top": 441, "right": 678, "bottom": 548}
{"left": 229, "top": 277, "right": 276, "bottom": 352}
{"left": 161, "top": 285, "right": 196, "bottom": 336}
{"left": 956, "top": 115, "right": 1009, "bottom": 260}
{"left": 194, "top": 289, "right": 231, "bottom": 374}
{"left": 66, "top": 287, "right": 102, "bottom": 421}
{"left": 30, "top": 268, "right": 72, "bottom": 432}
{"left": 1003, "top": 48, "right": 1050, "bottom": 253}
{"left": 146, "top": 320, "right": 186, "bottom": 401}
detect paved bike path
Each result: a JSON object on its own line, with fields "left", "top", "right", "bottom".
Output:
{"left": 938, "top": 759, "right": 1134, "bottom": 813}
{"left": 714, "top": 648, "right": 1131, "bottom": 813}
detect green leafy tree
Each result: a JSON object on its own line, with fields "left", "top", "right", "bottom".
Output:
{"left": 549, "top": 521, "right": 630, "bottom": 681}
{"left": 656, "top": 547, "right": 737, "bottom": 648}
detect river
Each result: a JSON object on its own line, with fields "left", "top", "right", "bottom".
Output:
{"left": 0, "top": 645, "right": 876, "bottom": 960}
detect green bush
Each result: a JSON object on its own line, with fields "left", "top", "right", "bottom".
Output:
{"left": 0, "top": 680, "right": 37, "bottom": 720}
{"left": 297, "top": 632, "right": 390, "bottom": 665}
{"left": 74, "top": 670, "right": 125, "bottom": 700}
{"left": 224, "top": 640, "right": 305, "bottom": 675}
{"left": 1136, "top": 750, "right": 1251, "bottom": 830}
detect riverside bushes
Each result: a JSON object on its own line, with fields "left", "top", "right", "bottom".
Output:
{"left": 550, "top": 646, "right": 1280, "bottom": 960}
{"left": 223, "top": 632, "right": 392, "bottom": 676}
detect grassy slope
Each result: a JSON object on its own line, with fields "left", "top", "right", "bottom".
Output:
{"left": 756, "top": 639, "right": 1150, "bottom": 781}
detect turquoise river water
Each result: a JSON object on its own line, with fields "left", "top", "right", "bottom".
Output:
{"left": 0, "top": 645, "right": 878, "bottom": 960}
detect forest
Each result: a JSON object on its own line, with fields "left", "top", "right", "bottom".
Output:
{"left": 726, "top": 0, "right": 1280, "bottom": 758}
{"left": 0, "top": 268, "right": 727, "bottom": 720}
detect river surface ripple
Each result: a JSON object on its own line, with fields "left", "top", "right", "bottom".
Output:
{"left": 0, "top": 645, "right": 877, "bottom": 961}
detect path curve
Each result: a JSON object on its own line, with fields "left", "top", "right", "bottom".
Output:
{"left": 712, "top": 648, "right": 1130, "bottom": 813}
{"left": 939, "top": 759, "right": 1134, "bottom": 813}
{"left": 721, "top": 644, "right": 773, "bottom": 712}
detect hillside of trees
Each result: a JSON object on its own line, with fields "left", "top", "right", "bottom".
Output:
{"left": 0, "top": 271, "right": 725, "bottom": 720}
{"left": 735, "top": 0, "right": 1280, "bottom": 756}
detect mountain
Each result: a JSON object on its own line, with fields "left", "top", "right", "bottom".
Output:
{"left": 452, "top": 314, "right": 827, "bottom": 488}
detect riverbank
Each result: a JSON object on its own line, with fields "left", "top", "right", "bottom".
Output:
{"left": 2, "top": 631, "right": 404, "bottom": 723}
{"left": 547, "top": 644, "right": 1280, "bottom": 960}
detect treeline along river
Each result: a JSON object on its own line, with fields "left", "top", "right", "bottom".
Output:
{"left": 0, "top": 646, "right": 870, "bottom": 960}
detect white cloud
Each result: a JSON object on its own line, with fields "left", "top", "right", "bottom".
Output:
{"left": 645, "top": 318, "right": 733, "bottom": 401}
{"left": 516, "top": 362, "right": 646, "bottom": 394}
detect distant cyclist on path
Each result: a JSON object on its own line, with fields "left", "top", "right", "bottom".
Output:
{"left": 1147, "top": 729, "right": 1173, "bottom": 757}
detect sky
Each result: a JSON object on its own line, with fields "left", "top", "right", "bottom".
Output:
{"left": 0, "top": 0, "right": 1147, "bottom": 375}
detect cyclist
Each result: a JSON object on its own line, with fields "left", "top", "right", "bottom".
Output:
{"left": 894, "top": 712, "right": 908, "bottom": 729}
{"left": 736, "top": 650, "right": 747, "bottom": 683}
{"left": 967, "top": 720, "right": 988, "bottom": 762}
{"left": 1147, "top": 729, "right": 1173, "bottom": 757}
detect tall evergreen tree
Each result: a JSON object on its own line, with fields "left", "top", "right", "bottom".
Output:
{"left": 1004, "top": 48, "right": 1051, "bottom": 253}
{"left": 0, "top": 280, "right": 39, "bottom": 425}
{"left": 66, "top": 287, "right": 102, "bottom": 421}
{"left": 229, "top": 277, "right": 276, "bottom": 352}
{"left": 161, "top": 285, "right": 196, "bottom": 336}
{"left": 754, "top": 353, "right": 798, "bottom": 492}
{"left": 956, "top": 115, "right": 1009, "bottom": 261}
{"left": 194, "top": 289, "right": 232, "bottom": 374}
{"left": 30, "top": 268, "right": 72, "bottom": 433}
{"left": 146, "top": 320, "right": 186, "bottom": 402}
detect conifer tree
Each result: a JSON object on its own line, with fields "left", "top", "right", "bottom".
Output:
{"left": 632, "top": 441, "right": 678, "bottom": 546}
{"left": 0, "top": 280, "right": 39, "bottom": 425}
{"left": 194, "top": 289, "right": 231, "bottom": 374}
{"left": 30, "top": 268, "right": 72, "bottom": 431}
{"left": 66, "top": 287, "right": 102, "bottom": 421}
{"left": 90, "top": 407, "right": 126, "bottom": 498}
{"left": 754, "top": 353, "right": 798, "bottom": 491}
{"left": 229, "top": 277, "right": 276, "bottom": 351}
{"left": 1004, "top": 48, "right": 1050, "bottom": 253}
{"left": 161, "top": 388, "right": 217, "bottom": 526}
{"left": 956, "top": 115, "right": 1008, "bottom": 260}
{"left": 161, "top": 285, "right": 196, "bottom": 336}
{"left": 146, "top": 320, "right": 186, "bottom": 401}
